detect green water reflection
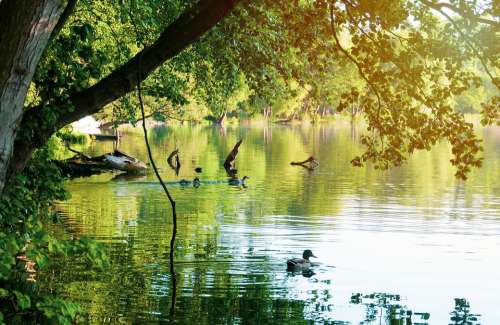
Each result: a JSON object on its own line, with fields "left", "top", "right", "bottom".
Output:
{"left": 53, "top": 123, "right": 500, "bottom": 324}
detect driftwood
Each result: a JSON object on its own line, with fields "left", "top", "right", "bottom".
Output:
{"left": 57, "top": 149, "right": 146, "bottom": 177}
{"left": 104, "top": 151, "right": 147, "bottom": 172}
{"left": 55, "top": 159, "right": 107, "bottom": 178}
{"left": 90, "top": 133, "right": 119, "bottom": 141}
{"left": 167, "top": 149, "right": 180, "bottom": 175}
{"left": 175, "top": 155, "right": 181, "bottom": 170}
{"left": 290, "top": 156, "right": 319, "bottom": 170}
{"left": 223, "top": 139, "right": 242, "bottom": 177}
{"left": 167, "top": 149, "right": 178, "bottom": 167}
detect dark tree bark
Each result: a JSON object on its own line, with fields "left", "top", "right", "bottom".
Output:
{"left": 0, "top": 0, "right": 64, "bottom": 192}
{"left": 290, "top": 156, "right": 319, "bottom": 170}
{"left": 4, "top": 0, "right": 241, "bottom": 188}
{"left": 223, "top": 139, "right": 242, "bottom": 177}
{"left": 214, "top": 111, "right": 227, "bottom": 125}
{"left": 49, "top": 0, "right": 78, "bottom": 42}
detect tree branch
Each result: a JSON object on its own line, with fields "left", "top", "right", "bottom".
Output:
{"left": 10, "top": 0, "right": 241, "bottom": 177}
{"left": 419, "top": 0, "right": 500, "bottom": 28}
{"left": 49, "top": 0, "right": 78, "bottom": 42}
{"left": 418, "top": 0, "right": 498, "bottom": 89}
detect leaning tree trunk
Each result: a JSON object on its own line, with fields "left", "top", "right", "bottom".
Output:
{"left": 214, "top": 111, "right": 227, "bottom": 125}
{"left": 6, "top": 0, "right": 240, "bottom": 186}
{"left": 0, "top": 0, "right": 63, "bottom": 192}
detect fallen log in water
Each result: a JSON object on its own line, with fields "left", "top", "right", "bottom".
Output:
{"left": 167, "top": 149, "right": 180, "bottom": 175}
{"left": 56, "top": 149, "right": 147, "bottom": 177}
{"left": 55, "top": 158, "right": 108, "bottom": 178}
{"left": 89, "top": 133, "right": 119, "bottom": 141}
{"left": 104, "top": 150, "right": 148, "bottom": 172}
{"left": 224, "top": 139, "right": 242, "bottom": 177}
{"left": 290, "top": 156, "right": 319, "bottom": 170}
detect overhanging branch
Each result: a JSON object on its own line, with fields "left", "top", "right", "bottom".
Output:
{"left": 10, "top": 0, "right": 240, "bottom": 176}
{"left": 419, "top": 0, "right": 500, "bottom": 28}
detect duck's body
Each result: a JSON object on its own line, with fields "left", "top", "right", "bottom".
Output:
{"left": 179, "top": 179, "right": 191, "bottom": 186}
{"left": 286, "top": 250, "right": 316, "bottom": 271}
{"left": 287, "top": 258, "right": 312, "bottom": 270}
{"left": 228, "top": 175, "right": 249, "bottom": 186}
{"left": 179, "top": 177, "right": 200, "bottom": 187}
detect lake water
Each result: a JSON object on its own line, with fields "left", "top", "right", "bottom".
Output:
{"left": 54, "top": 122, "right": 500, "bottom": 324}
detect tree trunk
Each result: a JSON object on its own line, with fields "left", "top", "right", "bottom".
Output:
{"left": 0, "top": 0, "right": 63, "bottom": 192}
{"left": 214, "top": 111, "right": 227, "bottom": 125}
{"left": 3, "top": 0, "right": 240, "bottom": 189}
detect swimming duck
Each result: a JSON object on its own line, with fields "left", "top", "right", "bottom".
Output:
{"left": 287, "top": 250, "right": 317, "bottom": 271}
{"left": 228, "top": 176, "right": 249, "bottom": 186}
{"left": 179, "top": 177, "right": 200, "bottom": 186}
{"left": 179, "top": 179, "right": 191, "bottom": 186}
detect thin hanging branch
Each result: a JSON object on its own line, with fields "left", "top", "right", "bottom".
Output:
{"left": 137, "top": 54, "right": 177, "bottom": 317}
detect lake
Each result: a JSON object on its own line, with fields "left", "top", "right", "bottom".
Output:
{"left": 54, "top": 122, "right": 500, "bottom": 324}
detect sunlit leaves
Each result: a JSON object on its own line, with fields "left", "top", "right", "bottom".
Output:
{"left": 27, "top": 0, "right": 499, "bottom": 181}
{"left": 481, "top": 95, "right": 500, "bottom": 125}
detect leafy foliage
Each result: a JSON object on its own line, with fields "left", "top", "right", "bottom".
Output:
{"left": 26, "top": 0, "right": 498, "bottom": 179}
{"left": 0, "top": 145, "right": 108, "bottom": 324}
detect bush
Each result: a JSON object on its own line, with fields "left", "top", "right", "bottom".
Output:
{"left": 0, "top": 145, "right": 108, "bottom": 324}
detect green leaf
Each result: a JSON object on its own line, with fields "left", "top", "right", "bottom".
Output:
{"left": 13, "top": 290, "right": 31, "bottom": 310}
{"left": 0, "top": 288, "right": 9, "bottom": 298}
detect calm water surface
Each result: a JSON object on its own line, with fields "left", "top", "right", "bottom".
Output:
{"left": 54, "top": 123, "right": 500, "bottom": 324}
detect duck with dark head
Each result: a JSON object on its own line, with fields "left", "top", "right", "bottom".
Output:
{"left": 228, "top": 175, "right": 249, "bottom": 186}
{"left": 287, "top": 250, "right": 317, "bottom": 271}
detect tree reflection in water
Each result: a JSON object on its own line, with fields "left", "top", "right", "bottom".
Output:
{"left": 50, "top": 125, "right": 498, "bottom": 323}
{"left": 449, "top": 298, "right": 481, "bottom": 325}
{"left": 350, "top": 293, "right": 481, "bottom": 325}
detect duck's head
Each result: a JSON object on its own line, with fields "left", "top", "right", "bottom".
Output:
{"left": 303, "top": 249, "right": 317, "bottom": 260}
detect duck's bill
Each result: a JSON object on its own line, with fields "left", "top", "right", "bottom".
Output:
{"left": 312, "top": 254, "right": 317, "bottom": 258}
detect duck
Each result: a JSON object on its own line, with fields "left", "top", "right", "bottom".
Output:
{"left": 228, "top": 175, "right": 249, "bottom": 186}
{"left": 179, "top": 177, "right": 200, "bottom": 186}
{"left": 286, "top": 250, "right": 317, "bottom": 271}
{"left": 179, "top": 179, "right": 191, "bottom": 186}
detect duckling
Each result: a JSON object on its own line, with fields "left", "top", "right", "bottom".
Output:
{"left": 228, "top": 175, "right": 249, "bottom": 186}
{"left": 287, "top": 250, "right": 317, "bottom": 271}
{"left": 179, "top": 179, "right": 191, "bottom": 186}
{"left": 179, "top": 177, "right": 201, "bottom": 187}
